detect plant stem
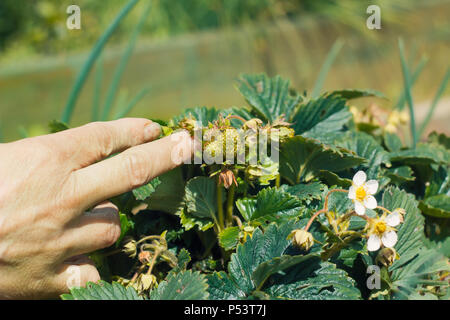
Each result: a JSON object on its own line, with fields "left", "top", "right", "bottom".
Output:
{"left": 216, "top": 176, "right": 225, "bottom": 232}
{"left": 321, "top": 232, "right": 361, "bottom": 261}
{"left": 275, "top": 174, "right": 281, "bottom": 188}
{"left": 304, "top": 208, "right": 326, "bottom": 232}
{"left": 376, "top": 206, "right": 392, "bottom": 215}
{"left": 146, "top": 249, "right": 161, "bottom": 276}
{"left": 324, "top": 189, "right": 348, "bottom": 209}
{"left": 304, "top": 189, "right": 348, "bottom": 232}
{"left": 233, "top": 215, "right": 243, "bottom": 229}
{"left": 225, "top": 183, "right": 236, "bottom": 227}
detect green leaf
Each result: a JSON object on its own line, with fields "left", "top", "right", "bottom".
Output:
{"left": 252, "top": 254, "right": 317, "bottom": 290}
{"left": 132, "top": 177, "right": 161, "bottom": 201}
{"left": 318, "top": 170, "right": 352, "bottom": 188}
{"left": 178, "top": 208, "right": 214, "bottom": 231}
{"left": 325, "top": 189, "right": 354, "bottom": 216}
{"left": 207, "top": 222, "right": 330, "bottom": 299}
{"left": 171, "top": 249, "right": 191, "bottom": 274}
{"left": 219, "top": 227, "right": 241, "bottom": 251}
{"left": 184, "top": 177, "right": 220, "bottom": 222}
{"left": 207, "top": 272, "right": 246, "bottom": 300}
{"left": 301, "top": 109, "right": 352, "bottom": 144}
{"left": 419, "top": 195, "right": 450, "bottom": 218}
{"left": 428, "top": 131, "right": 450, "bottom": 150}
{"left": 61, "top": 281, "right": 142, "bottom": 300}
{"left": 237, "top": 187, "right": 303, "bottom": 223}
{"left": 329, "top": 89, "right": 386, "bottom": 100}
{"left": 250, "top": 187, "right": 303, "bottom": 221}
{"left": 381, "top": 187, "right": 425, "bottom": 256}
{"left": 172, "top": 106, "right": 225, "bottom": 126}
{"left": 334, "top": 239, "right": 366, "bottom": 268}
{"left": 377, "top": 187, "right": 449, "bottom": 299}
{"left": 149, "top": 271, "right": 209, "bottom": 300}
{"left": 385, "top": 166, "right": 415, "bottom": 184}
{"left": 236, "top": 73, "right": 302, "bottom": 122}
{"left": 389, "top": 249, "right": 449, "bottom": 299}
{"left": 228, "top": 223, "right": 298, "bottom": 294}
{"left": 146, "top": 167, "right": 185, "bottom": 214}
{"left": 48, "top": 120, "right": 69, "bottom": 133}
{"left": 425, "top": 166, "right": 450, "bottom": 198}
{"left": 335, "top": 131, "right": 391, "bottom": 179}
{"left": 390, "top": 142, "right": 450, "bottom": 165}
{"left": 292, "top": 94, "right": 349, "bottom": 136}
{"left": 280, "top": 136, "right": 365, "bottom": 184}
{"left": 236, "top": 198, "right": 257, "bottom": 222}
{"left": 266, "top": 260, "right": 361, "bottom": 300}
{"left": 384, "top": 131, "right": 403, "bottom": 152}
{"left": 279, "top": 181, "right": 325, "bottom": 202}
{"left": 115, "top": 212, "right": 134, "bottom": 247}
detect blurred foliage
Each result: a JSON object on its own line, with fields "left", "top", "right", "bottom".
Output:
{"left": 0, "top": 0, "right": 432, "bottom": 56}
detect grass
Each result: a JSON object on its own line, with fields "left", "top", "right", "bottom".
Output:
{"left": 398, "top": 39, "right": 417, "bottom": 148}
{"left": 61, "top": 0, "right": 141, "bottom": 123}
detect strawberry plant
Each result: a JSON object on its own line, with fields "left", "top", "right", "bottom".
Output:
{"left": 59, "top": 72, "right": 449, "bottom": 301}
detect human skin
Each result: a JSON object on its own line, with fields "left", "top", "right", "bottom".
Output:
{"left": 0, "top": 118, "right": 192, "bottom": 299}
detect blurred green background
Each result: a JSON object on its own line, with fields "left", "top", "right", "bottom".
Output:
{"left": 0, "top": 0, "right": 449, "bottom": 142}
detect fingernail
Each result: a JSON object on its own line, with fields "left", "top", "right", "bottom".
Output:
{"left": 144, "top": 122, "right": 161, "bottom": 141}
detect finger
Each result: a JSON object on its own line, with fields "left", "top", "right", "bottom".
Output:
{"left": 72, "top": 130, "right": 193, "bottom": 210}
{"left": 52, "top": 118, "right": 161, "bottom": 168}
{"left": 59, "top": 202, "right": 121, "bottom": 258}
{"left": 54, "top": 262, "right": 101, "bottom": 294}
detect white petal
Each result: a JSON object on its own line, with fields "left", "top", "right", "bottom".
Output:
{"left": 381, "top": 231, "right": 398, "bottom": 248}
{"left": 364, "top": 180, "right": 379, "bottom": 195}
{"left": 385, "top": 211, "right": 401, "bottom": 227}
{"left": 353, "top": 170, "right": 367, "bottom": 186}
{"left": 367, "top": 234, "right": 381, "bottom": 251}
{"left": 348, "top": 186, "right": 356, "bottom": 200}
{"left": 363, "top": 195, "right": 377, "bottom": 209}
{"left": 354, "top": 201, "right": 366, "bottom": 215}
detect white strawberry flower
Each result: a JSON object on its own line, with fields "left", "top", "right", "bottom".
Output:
{"left": 348, "top": 170, "right": 379, "bottom": 215}
{"left": 366, "top": 210, "right": 403, "bottom": 251}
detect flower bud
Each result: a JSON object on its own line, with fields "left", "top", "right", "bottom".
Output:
{"left": 219, "top": 169, "right": 237, "bottom": 189}
{"left": 240, "top": 226, "right": 255, "bottom": 242}
{"left": 289, "top": 229, "right": 314, "bottom": 251}
{"left": 138, "top": 251, "right": 151, "bottom": 264}
{"left": 132, "top": 273, "right": 157, "bottom": 293}
{"left": 139, "top": 274, "right": 157, "bottom": 291}
{"left": 122, "top": 237, "right": 137, "bottom": 258}
{"left": 243, "top": 118, "right": 263, "bottom": 131}
{"left": 178, "top": 117, "right": 197, "bottom": 134}
{"left": 375, "top": 247, "right": 398, "bottom": 267}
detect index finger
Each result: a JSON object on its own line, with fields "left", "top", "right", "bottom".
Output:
{"left": 70, "top": 131, "right": 193, "bottom": 211}
{"left": 49, "top": 118, "right": 161, "bottom": 169}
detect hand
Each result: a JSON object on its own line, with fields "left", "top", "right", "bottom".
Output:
{"left": 0, "top": 118, "right": 192, "bottom": 299}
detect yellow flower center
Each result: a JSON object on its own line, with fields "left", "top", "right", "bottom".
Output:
{"left": 355, "top": 186, "right": 366, "bottom": 202}
{"left": 375, "top": 221, "right": 387, "bottom": 235}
